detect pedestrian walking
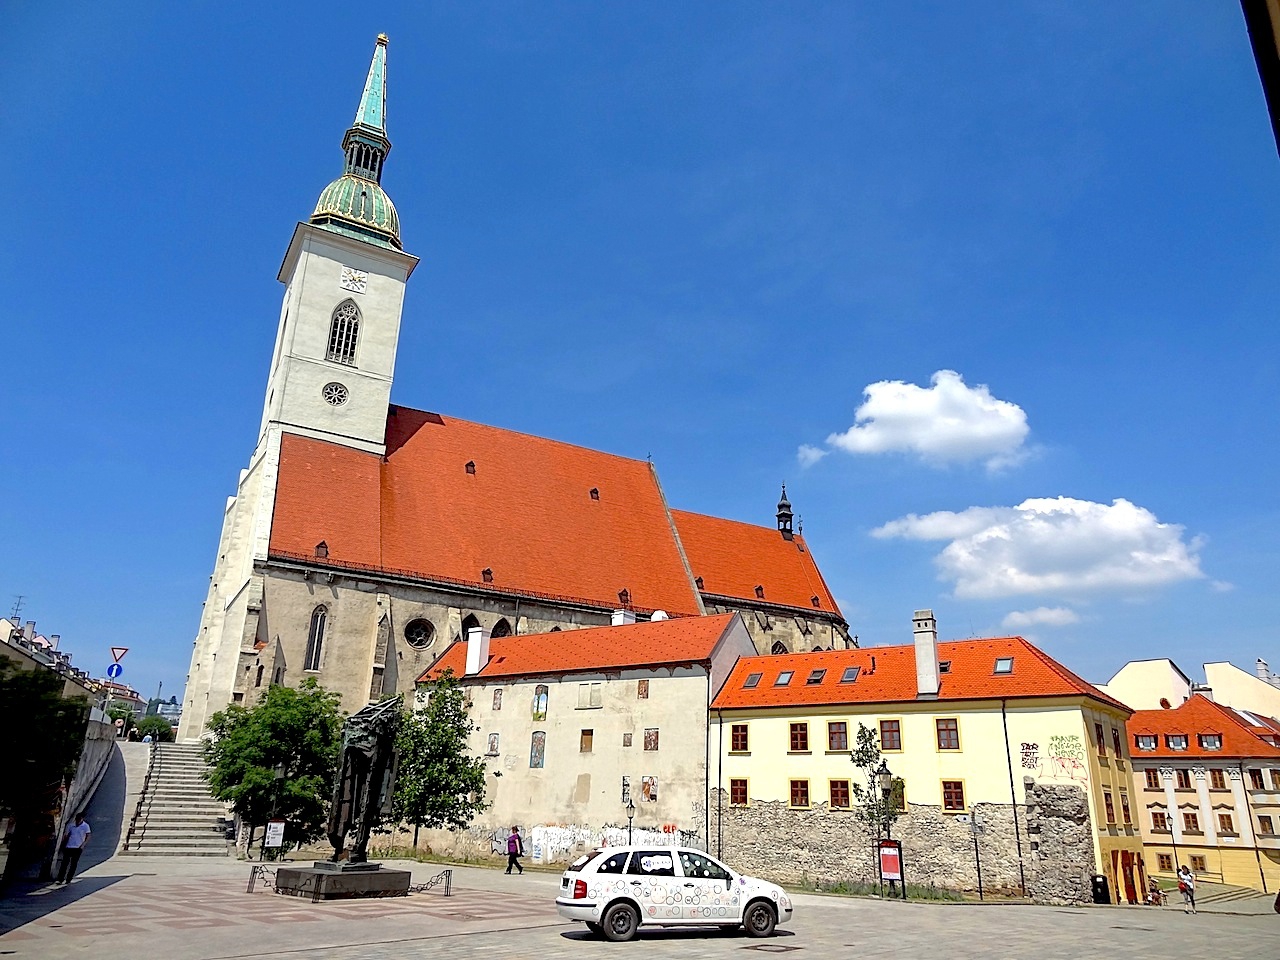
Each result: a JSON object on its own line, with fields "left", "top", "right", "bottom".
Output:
{"left": 1177, "top": 863, "right": 1196, "bottom": 914}
{"left": 505, "top": 826, "right": 524, "bottom": 874}
{"left": 56, "top": 813, "right": 91, "bottom": 884}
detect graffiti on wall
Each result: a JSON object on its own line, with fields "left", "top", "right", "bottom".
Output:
{"left": 1020, "top": 742, "right": 1039, "bottom": 769}
{"left": 1045, "top": 735, "right": 1088, "bottom": 782}
{"left": 642, "top": 776, "right": 659, "bottom": 801}
{"left": 527, "top": 822, "right": 703, "bottom": 863}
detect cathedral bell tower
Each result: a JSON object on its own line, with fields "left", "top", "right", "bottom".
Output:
{"left": 260, "top": 34, "right": 419, "bottom": 456}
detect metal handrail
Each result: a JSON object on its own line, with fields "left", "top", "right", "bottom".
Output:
{"left": 122, "top": 740, "right": 159, "bottom": 852}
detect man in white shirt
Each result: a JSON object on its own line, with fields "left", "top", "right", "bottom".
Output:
{"left": 56, "top": 814, "right": 91, "bottom": 884}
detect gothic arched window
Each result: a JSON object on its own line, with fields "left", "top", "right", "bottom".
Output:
{"left": 326, "top": 300, "right": 361, "bottom": 365}
{"left": 460, "top": 614, "right": 480, "bottom": 641}
{"left": 304, "top": 606, "right": 327, "bottom": 671}
{"left": 491, "top": 618, "right": 513, "bottom": 639}
{"left": 771, "top": 640, "right": 788, "bottom": 656}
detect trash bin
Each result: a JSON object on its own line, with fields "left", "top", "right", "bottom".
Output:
{"left": 1091, "top": 874, "right": 1111, "bottom": 904}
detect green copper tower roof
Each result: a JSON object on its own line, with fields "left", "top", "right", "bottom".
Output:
{"left": 311, "top": 34, "right": 402, "bottom": 250}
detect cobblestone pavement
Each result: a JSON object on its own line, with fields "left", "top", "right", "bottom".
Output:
{"left": 0, "top": 857, "right": 1273, "bottom": 960}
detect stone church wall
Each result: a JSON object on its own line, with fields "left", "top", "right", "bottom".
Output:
{"left": 705, "top": 601, "right": 850, "bottom": 654}
{"left": 708, "top": 777, "right": 1094, "bottom": 903}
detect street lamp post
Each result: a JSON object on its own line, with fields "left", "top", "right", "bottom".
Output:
{"left": 875, "top": 760, "right": 897, "bottom": 897}
{"left": 625, "top": 798, "right": 636, "bottom": 844}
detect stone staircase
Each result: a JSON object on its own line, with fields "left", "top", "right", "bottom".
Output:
{"left": 121, "top": 742, "right": 229, "bottom": 857}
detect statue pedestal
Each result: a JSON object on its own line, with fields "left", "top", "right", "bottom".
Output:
{"left": 274, "top": 862, "right": 411, "bottom": 900}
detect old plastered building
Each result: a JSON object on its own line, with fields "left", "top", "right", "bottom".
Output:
{"left": 708, "top": 610, "right": 1145, "bottom": 904}
{"left": 419, "top": 613, "right": 755, "bottom": 862}
{"left": 178, "top": 37, "right": 850, "bottom": 741}
{"left": 1127, "top": 694, "right": 1280, "bottom": 892}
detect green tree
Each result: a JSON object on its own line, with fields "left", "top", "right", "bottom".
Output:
{"left": 848, "top": 722, "right": 905, "bottom": 840}
{"left": 0, "top": 661, "right": 89, "bottom": 872}
{"left": 135, "top": 715, "right": 174, "bottom": 742}
{"left": 393, "top": 670, "right": 489, "bottom": 847}
{"left": 203, "top": 678, "right": 343, "bottom": 847}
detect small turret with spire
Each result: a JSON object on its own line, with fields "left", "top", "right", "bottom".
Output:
{"left": 776, "top": 484, "right": 794, "bottom": 540}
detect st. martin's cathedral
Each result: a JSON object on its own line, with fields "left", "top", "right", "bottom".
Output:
{"left": 178, "top": 37, "right": 852, "bottom": 740}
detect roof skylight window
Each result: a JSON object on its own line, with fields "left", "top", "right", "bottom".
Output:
{"left": 774, "top": 671, "right": 794, "bottom": 687}
{"left": 743, "top": 672, "right": 762, "bottom": 689}
{"left": 938, "top": 660, "right": 952, "bottom": 674}
{"left": 805, "top": 669, "right": 826, "bottom": 685}
{"left": 994, "top": 657, "right": 1014, "bottom": 674}
{"left": 840, "top": 666, "right": 861, "bottom": 683}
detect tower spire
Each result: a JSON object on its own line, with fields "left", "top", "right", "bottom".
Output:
{"left": 310, "top": 35, "right": 402, "bottom": 249}
{"left": 776, "top": 484, "right": 794, "bottom": 540}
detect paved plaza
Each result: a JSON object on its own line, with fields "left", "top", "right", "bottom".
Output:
{"left": 0, "top": 854, "right": 1275, "bottom": 960}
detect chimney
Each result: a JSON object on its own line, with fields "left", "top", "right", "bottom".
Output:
{"left": 23, "top": 621, "right": 35, "bottom": 640}
{"left": 464, "top": 625, "right": 492, "bottom": 677}
{"left": 611, "top": 608, "right": 637, "bottom": 627}
{"left": 49, "top": 634, "right": 60, "bottom": 649}
{"left": 913, "top": 609, "right": 939, "bottom": 698}
{"left": 1258, "top": 659, "right": 1271, "bottom": 682}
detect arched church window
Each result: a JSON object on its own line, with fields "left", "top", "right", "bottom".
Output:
{"left": 255, "top": 664, "right": 264, "bottom": 688}
{"left": 326, "top": 300, "right": 361, "bottom": 365}
{"left": 305, "top": 606, "right": 327, "bottom": 671}
{"left": 404, "top": 618, "right": 435, "bottom": 649}
{"left": 460, "top": 614, "right": 480, "bottom": 641}
{"left": 491, "top": 618, "right": 513, "bottom": 639}
{"left": 770, "top": 640, "right": 788, "bottom": 656}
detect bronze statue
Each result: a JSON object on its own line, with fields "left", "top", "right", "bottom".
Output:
{"left": 327, "top": 695, "right": 402, "bottom": 863}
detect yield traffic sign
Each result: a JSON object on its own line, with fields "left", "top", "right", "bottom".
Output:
{"left": 110, "top": 647, "right": 128, "bottom": 663}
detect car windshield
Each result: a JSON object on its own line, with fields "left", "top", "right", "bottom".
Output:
{"left": 568, "top": 850, "right": 603, "bottom": 871}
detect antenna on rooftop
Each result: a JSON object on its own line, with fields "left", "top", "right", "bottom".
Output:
{"left": 9, "top": 595, "right": 24, "bottom": 622}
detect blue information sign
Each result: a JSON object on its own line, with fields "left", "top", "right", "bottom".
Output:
{"left": 106, "top": 662, "right": 123, "bottom": 679}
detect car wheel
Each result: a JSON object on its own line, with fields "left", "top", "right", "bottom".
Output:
{"left": 602, "top": 902, "right": 640, "bottom": 942}
{"left": 743, "top": 901, "right": 776, "bottom": 938}
{"left": 585, "top": 921, "right": 603, "bottom": 936}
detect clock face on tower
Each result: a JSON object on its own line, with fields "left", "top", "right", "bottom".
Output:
{"left": 339, "top": 266, "right": 369, "bottom": 294}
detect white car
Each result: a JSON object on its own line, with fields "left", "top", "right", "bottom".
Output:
{"left": 555, "top": 845, "right": 794, "bottom": 942}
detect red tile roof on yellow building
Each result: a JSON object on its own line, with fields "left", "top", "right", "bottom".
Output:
{"left": 1127, "top": 694, "right": 1280, "bottom": 759}
{"left": 269, "top": 405, "right": 844, "bottom": 618}
{"left": 711, "top": 636, "right": 1128, "bottom": 711}
{"left": 671, "top": 509, "right": 841, "bottom": 617}
{"left": 421, "top": 613, "right": 740, "bottom": 681}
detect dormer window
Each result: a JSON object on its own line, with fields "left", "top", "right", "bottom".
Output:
{"left": 774, "top": 671, "right": 793, "bottom": 687}
{"left": 694, "top": 577, "right": 704, "bottom": 590}
{"left": 743, "top": 672, "right": 762, "bottom": 689}
{"left": 811, "top": 596, "right": 821, "bottom": 608}
{"left": 481, "top": 568, "right": 493, "bottom": 583}
{"left": 754, "top": 585, "right": 765, "bottom": 600}
{"left": 1135, "top": 734, "right": 1157, "bottom": 751}
{"left": 618, "top": 588, "right": 631, "bottom": 606}
{"left": 589, "top": 487, "right": 600, "bottom": 500}
{"left": 938, "top": 660, "right": 952, "bottom": 674}
{"left": 993, "top": 657, "right": 1014, "bottom": 674}
{"left": 314, "top": 541, "right": 329, "bottom": 559}
{"left": 1166, "top": 734, "right": 1188, "bottom": 751}
{"left": 805, "top": 669, "right": 826, "bottom": 685}
{"left": 1198, "top": 734, "right": 1222, "bottom": 751}
{"left": 465, "top": 460, "right": 476, "bottom": 475}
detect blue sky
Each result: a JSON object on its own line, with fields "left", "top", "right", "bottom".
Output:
{"left": 2, "top": 3, "right": 1277, "bottom": 702}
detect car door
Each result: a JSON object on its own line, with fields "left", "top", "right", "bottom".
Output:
{"left": 624, "top": 849, "right": 680, "bottom": 923}
{"left": 675, "top": 849, "right": 739, "bottom": 923}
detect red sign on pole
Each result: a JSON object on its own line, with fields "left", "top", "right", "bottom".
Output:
{"left": 111, "top": 647, "right": 128, "bottom": 663}
{"left": 878, "top": 839, "right": 903, "bottom": 882}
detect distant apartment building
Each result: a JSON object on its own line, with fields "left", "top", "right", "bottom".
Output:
{"left": 1128, "top": 694, "right": 1280, "bottom": 892}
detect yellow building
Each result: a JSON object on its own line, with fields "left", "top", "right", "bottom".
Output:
{"left": 709, "top": 610, "right": 1144, "bottom": 904}
{"left": 1128, "top": 694, "right": 1280, "bottom": 892}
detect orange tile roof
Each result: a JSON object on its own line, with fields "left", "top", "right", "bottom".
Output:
{"left": 421, "top": 613, "right": 739, "bottom": 681}
{"left": 269, "top": 407, "right": 704, "bottom": 614}
{"left": 1127, "top": 694, "right": 1280, "bottom": 759}
{"left": 711, "top": 636, "right": 1127, "bottom": 711}
{"left": 671, "top": 510, "right": 842, "bottom": 617}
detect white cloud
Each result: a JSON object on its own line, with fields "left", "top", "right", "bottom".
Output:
{"left": 797, "top": 444, "right": 828, "bottom": 468}
{"left": 1002, "top": 607, "right": 1080, "bottom": 629}
{"left": 824, "top": 370, "right": 1030, "bottom": 470}
{"left": 873, "top": 497, "right": 1205, "bottom": 599}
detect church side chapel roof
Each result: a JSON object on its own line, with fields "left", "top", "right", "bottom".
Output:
{"left": 712, "top": 636, "right": 1127, "bottom": 711}
{"left": 270, "top": 406, "right": 703, "bottom": 615}
{"left": 422, "top": 613, "right": 739, "bottom": 681}
{"left": 1127, "top": 694, "right": 1280, "bottom": 759}
{"left": 671, "top": 509, "right": 841, "bottom": 616}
